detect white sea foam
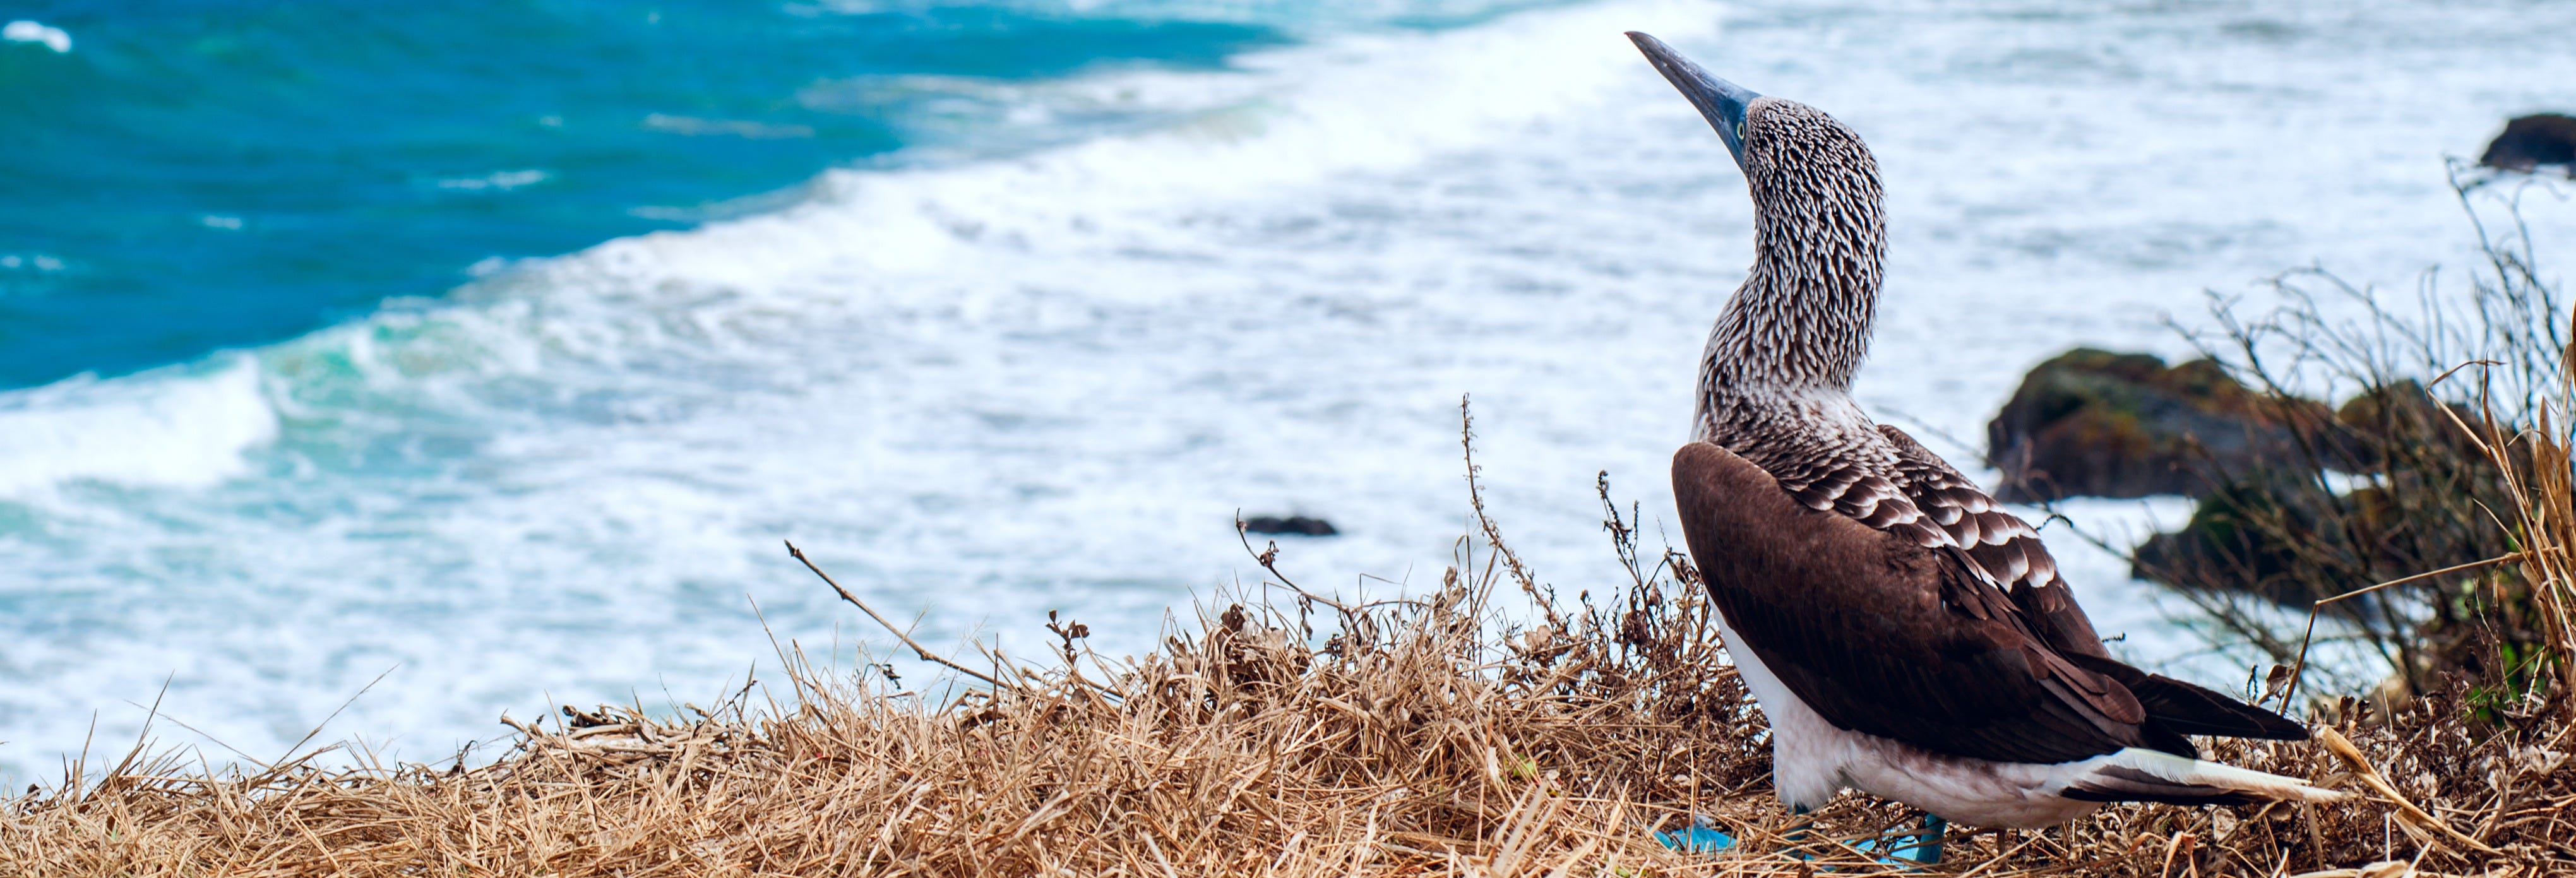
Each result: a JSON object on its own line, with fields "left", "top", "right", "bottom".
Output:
{"left": 0, "top": 357, "right": 277, "bottom": 496}
{"left": 3, "top": 20, "right": 71, "bottom": 53}
{"left": 563, "top": 0, "right": 1720, "bottom": 285}
{"left": 4, "top": 0, "right": 2574, "bottom": 782}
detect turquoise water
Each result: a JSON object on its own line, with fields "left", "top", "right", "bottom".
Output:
{"left": 0, "top": 1, "right": 1284, "bottom": 389}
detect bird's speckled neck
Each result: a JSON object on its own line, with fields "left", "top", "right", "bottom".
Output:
{"left": 1694, "top": 97, "right": 1887, "bottom": 443}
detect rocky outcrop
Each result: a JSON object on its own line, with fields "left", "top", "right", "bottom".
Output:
{"left": 2331, "top": 379, "right": 2484, "bottom": 467}
{"left": 2129, "top": 475, "right": 2340, "bottom": 608}
{"left": 2481, "top": 114, "right": 2576, "bottom": 174}
{"left": 1242, "top": 514, "right": 1337, "bottom": 537}
{"left": 2126, "top": 377, "right": 2507, "bottom": 612}
{"left": 1984, "top": 348, "right": 2337, "bottom": 502}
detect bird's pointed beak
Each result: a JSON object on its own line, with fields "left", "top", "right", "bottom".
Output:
{"left": 1626, "top": 31, "right": 1760, "bottom": 167}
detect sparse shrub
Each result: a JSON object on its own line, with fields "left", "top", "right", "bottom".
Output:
{"left": 2124, "top": 167, "right": 2571, "bottom": 706}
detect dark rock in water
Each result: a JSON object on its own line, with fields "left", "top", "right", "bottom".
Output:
{"left": 2130, "top": 476, "right": 2339, "bottom": 609}
{"left": 2480, "top": 114, "right": 2576, "bottom": 174}
{"left": 2332, "top": 380, "right": 2485, "bottom": 467}
{"left": 1243, "top": 514, "right": 1337, "bottom": 537}
{"left": 2130, "top": 379, "right": 2505, "bottom": 612}
{"left": 1985, "top": 348, "right": 2337, "bottom": 502}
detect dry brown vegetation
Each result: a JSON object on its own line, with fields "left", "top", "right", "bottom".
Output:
{"left": 9, "top": 395, "right": 2576, "bottom": 877}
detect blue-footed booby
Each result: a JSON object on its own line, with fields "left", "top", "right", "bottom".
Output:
{"left": 1629, "top": 32, "right": 2339, "bottom": 833}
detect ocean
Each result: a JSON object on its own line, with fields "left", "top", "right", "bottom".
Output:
{"left": 3, "top": 0, "right": 2572, "bottom": 781}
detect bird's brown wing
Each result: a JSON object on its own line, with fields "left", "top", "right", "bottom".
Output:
{"left": 1873, "top": 423, "right": 2110, "bottom": 659}
{"left": 1873, "top": 425, "right": 2306, "bottom": 743}
{"left": 1673, "top": 441, "right": 2168, "bottom": 764}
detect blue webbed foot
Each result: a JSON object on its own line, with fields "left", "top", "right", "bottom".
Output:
{"left": 1887, "top": 814, "right": 1945, "bottom": 865}
{"left": 1837, "top": 813, "right": 1947, "bottom": 869}
{"left": 1654, "top": 817, "right": 1737, "bottom": 853}
{"left": 1655, "top": 807, "right": 1943, "bottom": 869}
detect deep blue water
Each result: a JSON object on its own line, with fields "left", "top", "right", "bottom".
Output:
{"left": 0, "top": 1, "right": 1282, "bottom": 390}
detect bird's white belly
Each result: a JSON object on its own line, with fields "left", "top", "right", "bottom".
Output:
{"left": 1710, "top": 612, "right": 2106, "bottom": 829}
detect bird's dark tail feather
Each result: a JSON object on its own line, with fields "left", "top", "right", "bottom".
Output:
{"left": 2061, "top": 653, "right": 2309, "bottom": 740}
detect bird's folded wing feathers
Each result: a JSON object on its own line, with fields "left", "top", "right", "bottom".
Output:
{"left": 1871, "top": 425, "right": 2306, "bottom": 742}
{"left": 1673, "top": 441, "right": 2170, "bottom": 764}
{"left": 1735, "top": 422, "right": 2102, "bottom": 663}
{"left": 1875, "top": 424, "right": 2111, "bottom": 660}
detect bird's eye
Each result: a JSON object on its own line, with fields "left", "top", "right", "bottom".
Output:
{"left": 1737, "top": 119, "right": 1749, "bottom": 142}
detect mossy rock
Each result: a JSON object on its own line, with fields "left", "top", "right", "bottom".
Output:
{"left": 2130, "top": 378, "right": 2507, "bottom": 612}
{"left": 1985, "top": 348, "right": 2338, "bottom": 502}
{"left": 2130, "top": 475, "right": 2349, "bottom": 609}
{"left": 2332, "top": 379, "right": 2489, "bottom": 470}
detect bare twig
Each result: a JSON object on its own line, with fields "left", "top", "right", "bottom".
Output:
{"left": 785, "top": 540, "right": 1016, "bottom": 691}
{"left": 2282, "top": 552, "right": 2528, "bottom": 705}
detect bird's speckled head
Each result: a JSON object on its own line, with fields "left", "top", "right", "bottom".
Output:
{"left": 1732, "top": 98, "right": 1884, "bottom": 283}
{"left": 1625, "top": 32, "right": 1884, "bottom": 271}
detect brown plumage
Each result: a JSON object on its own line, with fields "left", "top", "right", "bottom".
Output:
{"left": 1674, "top": 442, "right": 2287, "bottom": 765}
{"left": 1629, "top": 31, "right": 2330, "bottom": 828}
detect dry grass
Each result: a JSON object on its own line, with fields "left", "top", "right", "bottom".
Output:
{"left": 9, "top": 400, "right": 2576, "bottom": 877}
